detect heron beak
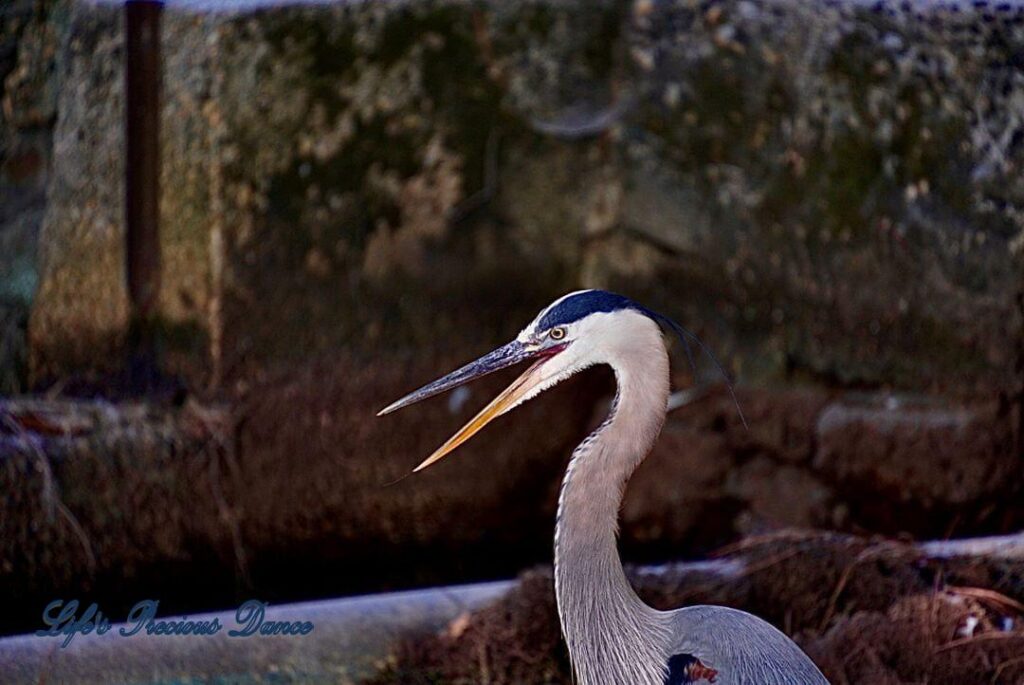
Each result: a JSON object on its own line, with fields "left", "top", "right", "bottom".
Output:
{"left": 377, "top": 339, "right": 567, "bottom": 472}
{"left": 377, "top": 340, "right": 534, "bottom": 416}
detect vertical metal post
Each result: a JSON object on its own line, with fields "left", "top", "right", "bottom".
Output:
{"left": 124, "top": 0, "right": 163, "bottom": 391}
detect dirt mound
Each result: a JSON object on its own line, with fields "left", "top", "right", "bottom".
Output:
{"left": 369, "top": 532, "right": 1024, "bottom": 684}
{"left": 371, "top": 569, "right": 568, "bottom": 685}
{"left": 808, "top": 594, "right": 1024, "bottom": 684}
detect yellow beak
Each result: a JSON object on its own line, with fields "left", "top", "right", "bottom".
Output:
{"left": 412, "top": 358, "right": 548, "bottom": 472}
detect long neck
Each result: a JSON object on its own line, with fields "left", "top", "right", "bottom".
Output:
{"left": 554, "top": 337, "right": 672, "bottom": 685}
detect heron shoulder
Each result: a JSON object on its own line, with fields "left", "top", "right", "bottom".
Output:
{"left": 665, "top": 605, "right": 829, "bottom": 685}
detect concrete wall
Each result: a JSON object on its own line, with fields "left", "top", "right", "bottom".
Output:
{"left": 15, "top": 0, "right": 1023, "bottom": 394}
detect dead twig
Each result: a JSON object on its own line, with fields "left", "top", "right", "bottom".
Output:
{"left": 819, "top": 540, "right": 910, "bottom": 632}
{"left": 711, "top": 529, "right": 834, "bottom": 558}
{"left": 991, "top": 655, "right": 1024, "bottom": 684}
{"left": 947, "top": 586, "right": 1024, "bottom": 617}
{"left": 1, "top": 411, "right": 97, "bottom": 574}
{"left": 935, "top": 632, "right": 1024, "bottom": 653}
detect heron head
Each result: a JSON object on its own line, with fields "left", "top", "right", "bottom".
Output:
{"left": 378, "top": 289, "right": 741, "bottom": 472}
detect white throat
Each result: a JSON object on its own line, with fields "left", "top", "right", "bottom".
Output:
{"left": 553, "top": 318, "right": 673, "bottom": 685}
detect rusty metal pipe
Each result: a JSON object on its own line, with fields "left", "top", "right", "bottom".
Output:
{"left": 124, "top": 0, "right": 163, "bottom": 391}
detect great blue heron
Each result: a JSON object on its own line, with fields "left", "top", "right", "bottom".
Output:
{"left": 379, "top": 290, "right": 829, "bottom": 685}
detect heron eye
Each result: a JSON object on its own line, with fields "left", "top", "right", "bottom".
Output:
{"left": 549, "top": 326, "right": 567, "bottom": 341}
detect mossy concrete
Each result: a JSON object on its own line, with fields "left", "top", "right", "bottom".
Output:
{"left": 28, "top": 1, "right": 128, "bottom": 383}
{"left": 614, "top": 0, "right": 1024, "bottom": 392}
{"left": 1, "top": 0, "right": 65, "bottom": 393}
{"left": 24, "top": 0, "right": 1024, "bottom": 396}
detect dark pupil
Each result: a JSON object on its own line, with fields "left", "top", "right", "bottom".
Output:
{"left": 552, "top": 328, "right": 563, "bottom": 339}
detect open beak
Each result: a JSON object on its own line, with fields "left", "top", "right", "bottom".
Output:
{"left": 378, "top": 340, "right": 564, "bottom": 472}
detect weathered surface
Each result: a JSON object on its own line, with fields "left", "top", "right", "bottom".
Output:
{"left": 0, "top": 0, "right": 62, "bottom": 393}
{"left": 619, "top": 0, "right": 1024, "bottom": 393}
{"left": 625, "top": 386, "right": 1022, "bottom": 547}
{"left": 1, "top": 0, "right": 59, "bottom": 306}
{"left": 815, "top": 395, "right": 1019, "bottom": 508}
{"left": 27, "top": 1, "right": 127, "bottom": 384}
{"left": 3, "top": 383, "right": 1020, "bottom": 637}
{"left": 22, "top": 0, "right": 1024, "bottom": 395}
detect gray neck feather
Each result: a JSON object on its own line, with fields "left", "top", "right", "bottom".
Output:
{"left": 554, "top": 335, "right": 673, "bottom": 685}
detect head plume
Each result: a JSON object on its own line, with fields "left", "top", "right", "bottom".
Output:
{"left": 534, "top": 290, "right": 747, "bottom": 428}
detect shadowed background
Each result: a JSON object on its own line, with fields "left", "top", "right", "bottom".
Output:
{"left": 0, "top": 1, "right": 1022, "bottom": 678}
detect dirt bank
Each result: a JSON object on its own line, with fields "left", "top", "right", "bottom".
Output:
{"left": 2, "top": 376, "right": 1021, "bottom": 637}
{"left": 370, "top": 532, "right": 1024, "bottom": 684}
